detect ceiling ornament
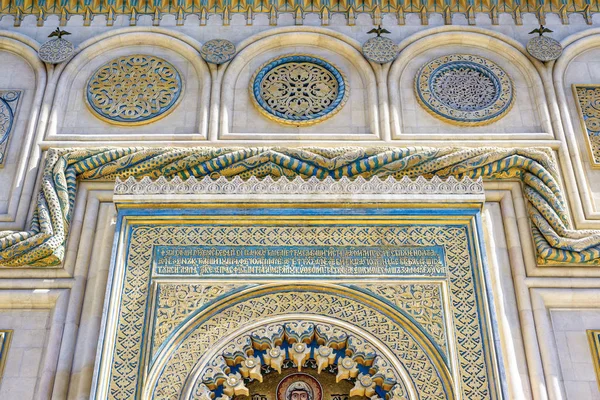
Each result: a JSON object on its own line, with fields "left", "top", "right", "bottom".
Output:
{"left": 200, "top": 39, "right": 236, "bottom": 65}
{"left": 86, "top": 54, "right": 183, "bottom": 125}
{"left": 38, "top": 27, "right": 75, "bottom": 64}
{"left": 362, "top": 26, "right": 399, "bottom": 64}
{"left": 250, "top": 55, "right": 349, "bottom": 126}
{"left": 526, "top": 25, "right": 563, "bottom": 62}
{"left": 415, "top": 54, "right": 514, "bottom": 126}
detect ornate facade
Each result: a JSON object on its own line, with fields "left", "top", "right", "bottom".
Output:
{"left": 0, "top": 5, "right": 600, "bottom": 400}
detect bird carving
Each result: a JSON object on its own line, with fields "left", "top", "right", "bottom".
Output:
{"left": 367, "top": 25, "right": 391, "bottom": 37}
{"left": 48, "top": 27, "right": 71, "bottom": 39}
{"left": 528, "top": 25, "right": 553, "bottom": 36}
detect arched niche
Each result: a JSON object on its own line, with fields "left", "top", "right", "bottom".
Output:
{"left": 46, "top": 29, "right": 211, "bottom": 141}
{"left": 219, "top": 29, "right": 380, "bottom": 141}
{"left": 554, "top": 30, "right": 600, "bottom": 207}
{"left": 144, "top": 284, "right": 454, "bottom": 400}
{"left": 0, "top": 33, "right": 46, "bottom": 223}
{"left": 389, "top": 28, "right": 551, "bottom": 139}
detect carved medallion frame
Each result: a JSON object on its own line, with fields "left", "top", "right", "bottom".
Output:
{"left": 92, "top": 187, "right": 505, "bottom": 400}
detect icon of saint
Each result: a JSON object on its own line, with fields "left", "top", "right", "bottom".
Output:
{"left": 286, "top": 381, "right": 313, "bottom": 400}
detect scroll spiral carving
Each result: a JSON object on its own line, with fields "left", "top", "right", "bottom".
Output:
{"left": 251, "top": 55, "right": 349, "bottom": 126}
{"left": 86, "top": 55, "right": 183, "bottom": 125}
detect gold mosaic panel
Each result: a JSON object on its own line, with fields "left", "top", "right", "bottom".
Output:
{"left": 572, "top": 85, "right": 600, "bottom": 168}
{"left": 0, "top": 330, "right": 12, "bottom": 383}
{"left": 588, "top": 330, "right": 600, "bottom": 392}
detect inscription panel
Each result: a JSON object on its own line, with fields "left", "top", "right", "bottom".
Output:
{"left": 153, "top": 245, "right": 446, "bottom": 277}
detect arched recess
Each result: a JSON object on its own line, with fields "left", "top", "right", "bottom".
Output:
{"left": 144, "top": 284, "right": 455, "bottom": 400}
{"left": 553, "top": 30, "right": 600, "bottom": 218}
{"left": 219, "top": 29, "right": 380, "bottom": 141}
{"left": 388, "top": 28, "right": 552, "bottom": 139}
{"left": 0, "top": 32, "right": 47, "bottom": 227}
{"left": 45, "top": 29, "right": 211, "bottom": 141}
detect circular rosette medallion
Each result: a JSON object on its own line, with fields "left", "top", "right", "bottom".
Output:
{"left": 250, "top": 55, "right": 349, "bottom": 126}
{"left": 38, "top": 38, "right": 75, "bottom": 64}
{"left": 362, "top": 36, "right": 399, "bottom": 64}
{"left": 86, "top": 55, "right": 183, "bottom": 125}
{"left": 526, "top": 35, "right": 563, "bottom": 62}
{"left": 414, "top": 54, "right": 514, "bottom": 126}
{"left": 200, "top": 39, "right": 236, "bottom": 64}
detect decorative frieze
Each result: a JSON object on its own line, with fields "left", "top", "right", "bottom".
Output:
{"left": 114, "top": 175, "right": 484, "bottom": 196}
{"left": 1, "top": 146, "right": 598, "bottom": 267}
{"left": 5, "top": 1, "right": 599, "bottom": 27}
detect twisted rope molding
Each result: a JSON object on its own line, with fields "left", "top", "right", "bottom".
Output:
{"left": 0, "top": 146, "right": 598, "bottom": 267}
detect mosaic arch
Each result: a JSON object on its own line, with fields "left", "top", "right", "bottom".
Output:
{"left": 250, "top": 55, "right": 349, "bottom": 126}
{"left": 186, "top": 320, "right": 413, "bottom": 400}
{"left": 145, "top": 286, "right": 454, "bottom": 400}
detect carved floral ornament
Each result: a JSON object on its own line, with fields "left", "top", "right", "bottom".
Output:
{"left": 86, "top": 55, "right": 183, "bottom": 125}
{"left": 415, "top": 54, "right": 514, "bottom": 126}
{"left": 193, "top": 321, "right": 409, "bottom": 400}
{"left": 250, "top": 55, "right": 349, "bottom": 126}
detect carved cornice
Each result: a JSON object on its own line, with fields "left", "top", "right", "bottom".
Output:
{"left": 3, "top": 0, "right": 596, "bottom": 27}
{"left": 114, "top": 175, "right": 484, "bottom": 196}
{"left": 0, "top": 146, "right": 597, "bottom": 267}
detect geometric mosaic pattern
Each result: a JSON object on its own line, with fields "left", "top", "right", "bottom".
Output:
{"left": 1, "top": 146, "right": 599, "bottom": 267}
{"left": 415, "top": 54, "right": 514, "bottom": 126}
{"left": 97, "top": 220, "right": 499, "bottom": 400}
{"left": 86, "top": 55, "right": 182, "bottom": 125}
{"left": 251, "top": 55, "right": 348, "bottom": 126}
{"left": 573, "top": 85, "right": 600, "bottom": 167}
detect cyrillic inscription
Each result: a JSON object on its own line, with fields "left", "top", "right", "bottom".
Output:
{"left": 153, "top": 245, "right": 446, "bottom": 277}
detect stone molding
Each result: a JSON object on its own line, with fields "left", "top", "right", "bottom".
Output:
{"left": 0, "top": 146, "right": 597, "bottom": 267}
{"left": 114, "top": 175, "right": 484, "bottom": 196}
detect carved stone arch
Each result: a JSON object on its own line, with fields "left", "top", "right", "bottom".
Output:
{"left": 388, "top": 27, "right": 551, "bottom": 138}
{"left": 46, "top": 28, "right": 211, "bottom": 140}
{"left": 218, "top": 29, "right": 380, "bottom": 140}
{"left": 144, "top": 284, "right": 455, "bottom": 400}
{"left": 0, "top": 32, "right": 47, "bottom": 227}
{"left": 553, "top": 31, "right": 600, "bottom": 217}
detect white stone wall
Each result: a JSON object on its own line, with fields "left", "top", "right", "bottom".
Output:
{"left": 552, "top": 310, "right": 600, "bottom": 400}
{"left": 0, "top": 50, "right": 35, "bottom": 214}
{"left": 0, "top": 310, "right": 50, "bottom": 400}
